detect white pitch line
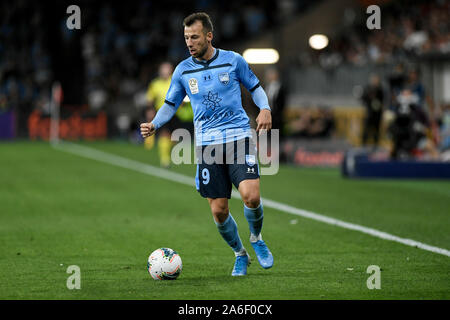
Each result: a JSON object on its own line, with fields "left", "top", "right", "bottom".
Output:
{"left": 54, "top": 142, "right": 450, "bottom": 258}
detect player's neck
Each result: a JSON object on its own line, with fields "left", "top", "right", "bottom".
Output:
{"left": 198, "top": 46, "right": 215, "bottom": 62}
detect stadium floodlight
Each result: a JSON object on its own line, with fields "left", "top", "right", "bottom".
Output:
{"left": 308, "top": 34, "right": 329, "bottom": 50}
{"left": 243, "top": 48, "right": 279, "bottom": 64}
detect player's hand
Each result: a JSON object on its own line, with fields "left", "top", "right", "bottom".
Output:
{"left": 140, "top": 122, "right": 156, "bottom": 138}
{"left": 256, "top": 109, "right": 272, "bottom": 135}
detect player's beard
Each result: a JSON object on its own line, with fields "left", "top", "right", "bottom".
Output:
{"left": 194, "top": 41, "right": 209, "bottom": 59}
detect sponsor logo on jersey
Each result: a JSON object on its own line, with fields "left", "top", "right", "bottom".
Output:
{"left": 202, "top": 91, "right": 222, "bottom": 110}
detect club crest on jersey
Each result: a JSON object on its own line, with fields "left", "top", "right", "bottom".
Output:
{"left": 189, "top": 78, "right": 199, "bottom": 94}
{"left": 246, "top": 154, "right": 256, "bottom": 167}
{"left": 218, "top": 72, "right": 229, "bottom": 85}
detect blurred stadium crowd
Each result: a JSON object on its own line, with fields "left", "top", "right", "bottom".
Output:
{"left": 0, "top": 0, "right": 449, "bottom": 163}
{"left": 287, "top": 0, "right": 450, "bottom": 161}
{"left": 302, "top": 0, "right": 450, "bottom": 68}
{"left": 0, "top": 0, "right": 308, "bottom": 137}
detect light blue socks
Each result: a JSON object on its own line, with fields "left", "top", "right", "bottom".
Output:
{"left": 244, "top": 202, "right": 264, "bottom": 241}
{"left": 215, "top": 213, "right": 246, "bottom": 256}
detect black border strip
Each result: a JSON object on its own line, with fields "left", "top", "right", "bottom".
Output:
{"left": 182, "top": 63, "right": 232, "bottom": 75}
{"left": 249, "top": 82, "right": 261, "bottom": 92}
{"left": 164, "top": 99, "right": 175, "bottom": 106}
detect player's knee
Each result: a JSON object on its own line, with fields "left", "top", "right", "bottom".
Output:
{"left": 212, "top": 210, "right": 229, "bottom": 224}
{"left": 242, "top": 192, "right": 260, "bottom": 209}
{"left": 210, "top": 201, "right": 229, "bottom": 224}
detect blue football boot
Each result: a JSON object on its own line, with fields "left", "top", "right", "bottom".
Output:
{"left": 251, "top": 240, "right": 273, "bottom": 269}
{"left": 231, "top": 253, "right": 251, "bottom": 276}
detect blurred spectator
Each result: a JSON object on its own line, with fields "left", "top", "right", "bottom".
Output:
{"left": 361, "top": 74, "right": 384, "bottom": 147}
{"left": 389, "top": 88, "right": 433, "bottom": 159}
{"left": 403, "top": 21, "right": 429, "bottom": 54}
{"left": 264, "top": 67, "right": 286, "bottom": 139}
{"left": 405, "top": 69, "right": 425, "bottom": 108}
{"left": 388, "top": 63, "right": 407, "bottom": 109}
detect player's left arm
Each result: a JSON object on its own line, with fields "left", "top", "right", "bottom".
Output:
{"left": 235, "top": 53, "right": 272, "bottom": 134}
{"left": 251, "top": 86, "right": 272, "bottom": 134}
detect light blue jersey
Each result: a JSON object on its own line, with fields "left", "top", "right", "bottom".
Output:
{"left": 164, "top": 48, "right": 266, "bottom": 146}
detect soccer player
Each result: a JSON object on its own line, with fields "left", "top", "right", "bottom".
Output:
{"left": 140, "top": 12, "right": 273, "bottom": 276}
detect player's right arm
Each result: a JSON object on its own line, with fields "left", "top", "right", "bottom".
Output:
{"left": 140, "top": 66, "right": 186, "bottom": 138}
{"left": 140, "top": 102, "right": 178, "bottom": 137}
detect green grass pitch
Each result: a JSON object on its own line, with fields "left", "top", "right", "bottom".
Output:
{"left": 0, "top": 141, "right": 449, "bottom": 299}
